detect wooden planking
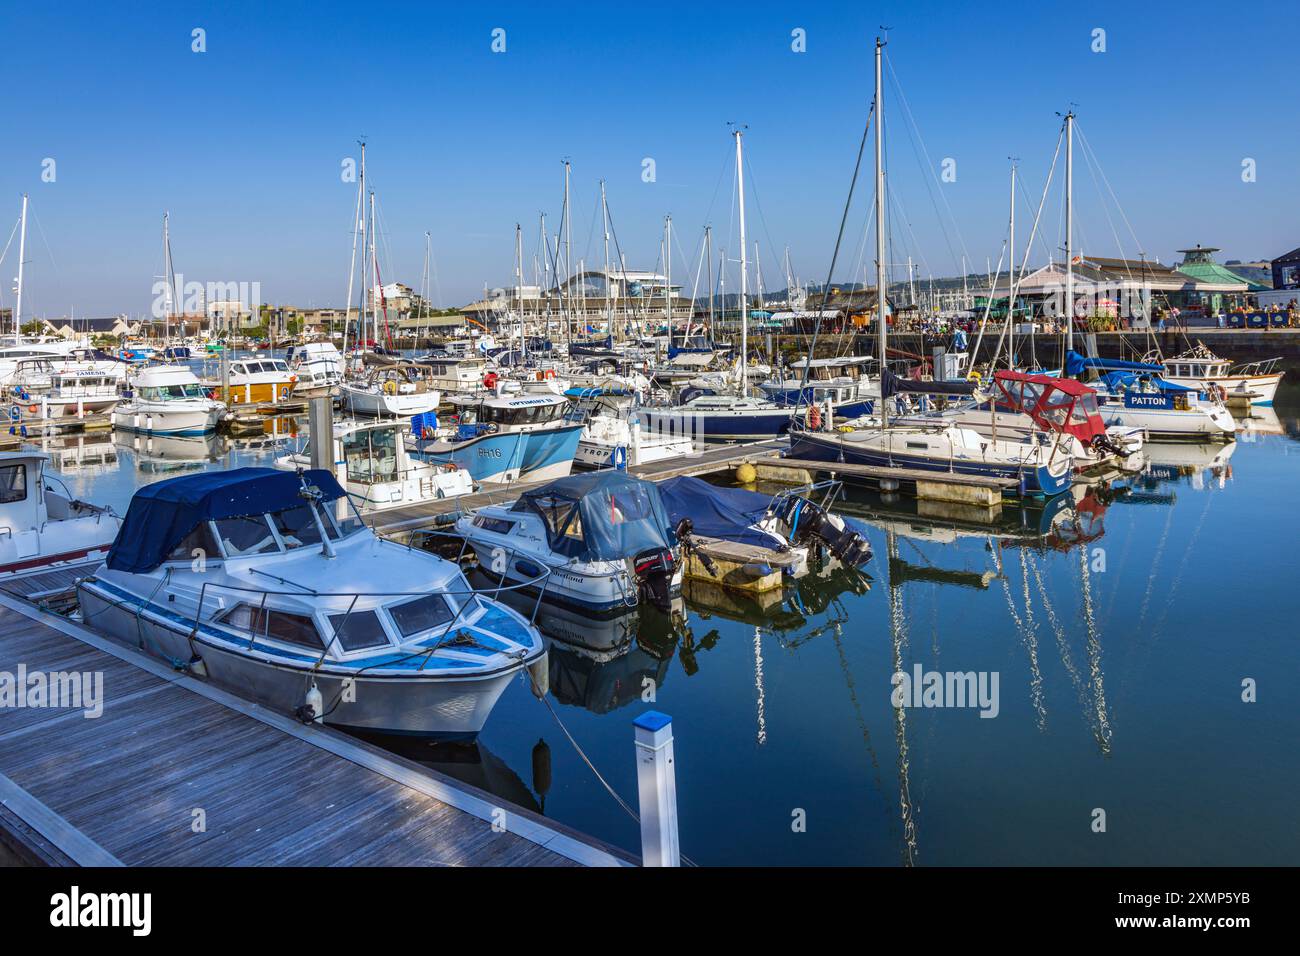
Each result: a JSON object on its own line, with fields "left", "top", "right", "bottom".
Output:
{"left": 0, "top": 598, "right": 631, "bottom": 867}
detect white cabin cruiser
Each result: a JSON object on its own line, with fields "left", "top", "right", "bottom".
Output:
{"left": 455, "top": 471, "right": 682, "bottom": 616}
{"left": 0, "top": 452, "right": 121, "bottom": 580}
{"left": 114, "top": 365, "right": 226, "bottom": 435}
{"left": 1155, "top": 343, "right": 1284, "bottom": 406}
{"left": 274, "top": 418, "right": 473, "bottom": 512}
{"left": 567, "top": 387, "right": 696, "bottom": 468}
{"left": 285, "top": 342, "right": 344, "bottom": 398}
{"left": 1062, "top": 351, "right": 1235, "bottom": 441}
{"left": 77, "top": 468, "right": 546, "bottom": 737}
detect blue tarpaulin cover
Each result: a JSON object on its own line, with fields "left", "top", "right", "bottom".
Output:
{"left": 511, "top": 471, "right": 676, "bottom": 561}
{"left": 1065, "top": 350, "right": 1162, "bottom": 376}
{"left": 657, "top": 476, "right": 786, "bottom": 550}
{"left": 106, "top": 467, "right": 345, "bottom": 573}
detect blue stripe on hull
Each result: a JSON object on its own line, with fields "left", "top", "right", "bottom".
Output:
{"left": 788, "top": 433, "right": 1071, "bottom": 496}
{"left": 416, "top": 425, "right": 582, "bottom": 483}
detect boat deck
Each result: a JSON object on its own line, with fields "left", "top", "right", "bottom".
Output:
{"left": 0, "top": 594, "right": 634, "bottom": 867}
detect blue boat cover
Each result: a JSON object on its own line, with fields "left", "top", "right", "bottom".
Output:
{"left": 1064, "top": 349, "right": 1162, "bottom": 376}
{"left": 511, "top": 471, "right": 676, "bottom": 561}
{"left": 657, "top": 476, "right": 785, "bottom": 550}
{"left": 106, "top": 467, "right": 345, "bottom": 573}
{"left": 1097, "top": 370, "right": 1196, "bottom": 393}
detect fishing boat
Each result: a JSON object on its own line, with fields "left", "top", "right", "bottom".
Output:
{"left": 1155, "top": 342, "right": 1284, "bottom": 406}
{"left": 0, "top": 452, "right": 121, "bottom": 580}
{"left": 216, "top": 357, "right": 297, "bottom": 406}
{"left": 414, "top": 353, "right": 492, "bottom": 396}
{"left": 274, "top": 418, "right": 473, "bottom": 511}
{"left": 342, "top": 362, "right": 441, "bottom": 417}
{"left": 117, "top": 342, "right": 158, "bottom": 364}
{"left": 286, "top": 342, "right": 343, "bottom": 398}
{"left": 453, "top": 471, "right": 681, "bottom": 615}
{"left": 113, "top": 365, "right": 226, "bottom": 435}
{"left": 76, "top": 467, "right": 546, "bottom": 737}
{"left": 410, "top": 394, "right": 583, "bottom": 485}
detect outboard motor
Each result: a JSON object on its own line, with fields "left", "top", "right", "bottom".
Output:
{"left": 673, "top": 516, "right": 718, "bottom": 575}
{"left": 632, "top": 546, "right": 677, "bottom": 613}
{"left": 775, "top": 496, "right": 873, "bottom": 566}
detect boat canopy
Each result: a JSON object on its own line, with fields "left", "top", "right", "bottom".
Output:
{"left": 510, "top": 472, "right": 676, "bottom": 561}
{"left": 657, "top": 476, "right": 786, "bottom": 550}
{"left": 1064, "top": 350, "right": 1162, "bottom": 376}
{"left": 882, "top": 367, "right": 976, "bottom": 396}
{"left": 993, "top": 370, "right": 1106, "bottom": 443}
{"left": 107, "top": 467, "right": 346, "bottom": 573}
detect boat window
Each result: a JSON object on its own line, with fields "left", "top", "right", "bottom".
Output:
{"left": 223, "top": 604, "right": 324, "bottom": 650}
{"left": 342, "top": 427, "right": 398, "bottom": 484}
{"left": 0, "top": 464, "right": 27, "bottom": 504}
{"left": 321, "top": 500, "right": 366, "bottom": 539}
{"left": 472, "top": 515, "right": 515, "bottom": 534}
{"left": 215, "top": 515, "right": 280, "bottom": 556}
{"left": 387, "top": 594, "right": 456, "bottom": 638}
{"left": 271, "top": 504, "right": 325, "bottom": 549}
{"left": 328, "top": 609, "right": 390, "bottom": 651}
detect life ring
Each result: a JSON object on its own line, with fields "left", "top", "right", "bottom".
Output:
{"left": 27, "top": 404, "right": 38, "bottom": 415}
{"left": 483, "top": 371, "right": 499, "bottom": 390}
{"left": 445, "top": 462, "right": 457, "bottom": 471}
{"left": 383, "top": 380, "right": 398, "bottom": 395}
{"left": 421, "top": 425, "right": 437, "bottom": 440}
{"left": 544, "top": 369, "right": 556, "bottom": 380}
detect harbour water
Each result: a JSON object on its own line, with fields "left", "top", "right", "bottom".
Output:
{"left": 25, "top": 363, "right": 1300, "bottom": 866}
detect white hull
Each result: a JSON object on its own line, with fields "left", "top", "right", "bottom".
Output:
{"left": 113, "top": 401, "right": 225, "bottom": 435}
{"left": 1163, "top": 372, "right": 1283, "bottom": 406}
{"left": 343, "top": 387, "right": 441, "bottom": 417}
{"left": 1097, "top": 402, "right": 1235, "bottom": 440}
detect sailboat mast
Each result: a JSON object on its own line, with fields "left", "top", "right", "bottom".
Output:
{"left": 705, "top": 225, "right": 714, "bottom": 330}
{"left": 368, "top": 189, "right": 377, "bottom": 349}
{"left": 874, "top": 37, "right": 888, "bottom": 427}
{"left": 343, "top": 141, "right": 364, "bottom": 358}
{"left": 563, "top": 160, "right": 572, "bottom": 347}
{"left": 600, "top": 179, "right": 611, "bottom": 335}
{"left": 734, "top": 128, "right": 749, "bottom": 393}
{"left": 162, "top": 212, "right": 172, "bottom": 341}
{"left": 14, "top": 194, "right": 28, "bottom": 337}
{"left": 1065, "top": 110, "right": 1075, "bottom": 354}
{"left": 1008, "top": 163, "right": 1016, "bottom": 369}
{"left": 664, "top": 214, "right": 672, "bottom": 342}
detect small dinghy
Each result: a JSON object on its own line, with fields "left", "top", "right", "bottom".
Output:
{"left": 454, "top": 471, "right": 681, "bottom": 617}
{"left": 77, "top": 467, "right": 545, "bottom": 738}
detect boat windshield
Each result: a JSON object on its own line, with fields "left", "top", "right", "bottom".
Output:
{"left": 341, "top": 427, "right": 399, "bottom": 484}
{"left": 482, "top": 402, "right": 563, "bottom": 426}
{"left": 139, "top": 383, "right": 208, "bottom": 400}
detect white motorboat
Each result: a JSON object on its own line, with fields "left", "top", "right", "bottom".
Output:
{"left": 0, "top": 452, "right": 121, "bottom": 581}
{"left": 454, "top": 471, "right": 682, "bottom": 616}
{"left": 342, "top": 362, "right": 441, "bottom": 417}
{"left": 113, "top": 365, "right": 226, "bottom": 436}
{"left": 274, "top": 418, "right": 473, "bottom": 512}
{"left": 1156, "top": 343, "right": 1284, "bottom": 406}
{"left": 286, "top": 342, "right": 344, "bottom": 398}
{"left": 568, "top": 387, "right": 696, "bottom": 468}
{"left": 77, "top": 467, "right": 546, "bottom": 737}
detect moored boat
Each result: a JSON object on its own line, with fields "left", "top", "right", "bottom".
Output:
{"left": 0, "top": 452, "right": 121, "bottom": 580}
{"left": 76, "top": 467, "right": 546, "bottom": 737}
{"left": 113, "top": 365, "right": 226, "bottom": 435}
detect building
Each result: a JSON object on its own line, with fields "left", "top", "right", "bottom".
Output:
{"left": 1270, "top": 246, "right": 1300, "bottom": 293}
{"left": 462, "top": 268, "right": 691, "bottom": 330}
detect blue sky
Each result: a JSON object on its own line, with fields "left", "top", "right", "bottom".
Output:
{"left": 3, "top": 0, "right": 1295, "bottom": 318}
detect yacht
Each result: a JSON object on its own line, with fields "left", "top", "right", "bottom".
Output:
{"left": 0, "top": 452, "right": 121, "bottom": 581}
{"left": 454, "top": 471, "right": 681, "bottom": 615}
{"left": 77, "top": 467, "right": 546, "bottom": 737}
{"left": 639, "top": 393, "right": 795, "bottom": 441}
{"left": 274, "top": 418, "right": 473, "bottom": 512}
{"left": 1064, "top": 353, "right": 1236, "bottom": 441}
{"left": 410, "top": 394, "right": 582, "bottom": 485}
{"left": 113, "top": 365, "right": 226, "bottom": 435}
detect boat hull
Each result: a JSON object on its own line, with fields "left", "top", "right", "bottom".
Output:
{"left": 344, "top": 388, "right": 440, "bottom": 417}
{"left": 788, "top": 429, "right": 1073, "bottom": 496}
{"left": 1163, "top": 372, "right": 1283, "bottom": 406}
{"left": 112, "top": 402, "right": 225, "bottom": 436}
{"left": 640, "top": 407, "right": 793, "bottom": 440}
{"left": 77, "top": 580, "right": 541, "bottom": 738}
{"left": 416, "top": 424, "right": 582, "bottom": 485}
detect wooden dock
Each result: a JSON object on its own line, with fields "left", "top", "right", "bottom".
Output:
{"left": 0, "top": 592, "right": 635, "bottom": 867}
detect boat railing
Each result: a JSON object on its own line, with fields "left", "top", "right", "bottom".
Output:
{"left": 185, "top": 550, "right": 553, "bottom": 666}
{"left": 1231, "top": 357, "right": 1282, "bottom": 376}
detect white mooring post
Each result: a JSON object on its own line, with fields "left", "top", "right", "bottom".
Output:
{"left": 633, "top": 710, "right": 680, "bottom": 867}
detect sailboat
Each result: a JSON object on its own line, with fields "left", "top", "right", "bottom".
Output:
{"left": 789, "top": 39, "right": 1075, "bottom": 497}
{"left": 640, "top": 128, "right": 792, "bottom": 441}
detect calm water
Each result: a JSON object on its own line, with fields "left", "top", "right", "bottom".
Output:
{"left": 37, "top": 365, "right": 1300, "bottom": 865}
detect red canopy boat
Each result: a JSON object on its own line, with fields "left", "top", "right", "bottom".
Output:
{"left": 992, "top": 370, "right": 1108, "bottom": 446}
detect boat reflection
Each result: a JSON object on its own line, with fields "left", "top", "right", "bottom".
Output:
{"left": 115, "top": 430, "right": 223, "bottom": 473}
